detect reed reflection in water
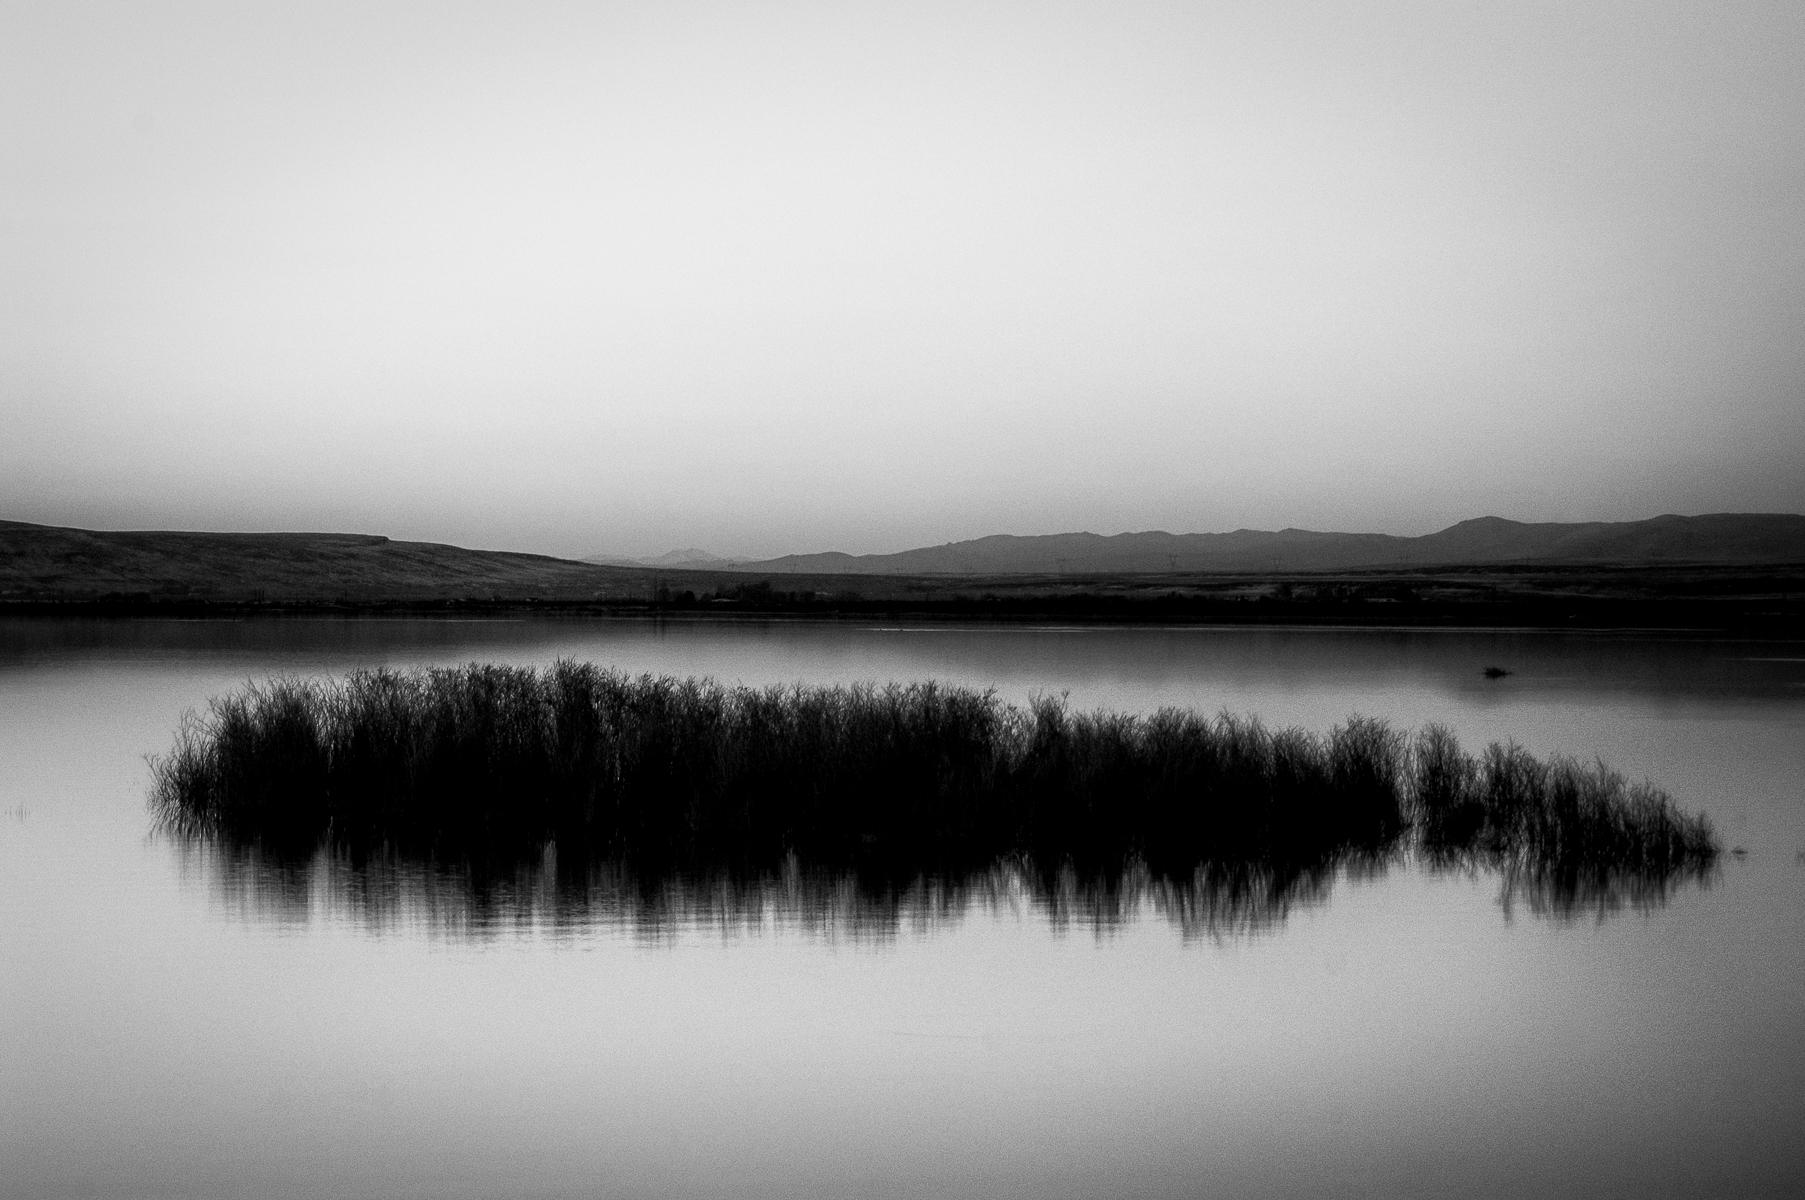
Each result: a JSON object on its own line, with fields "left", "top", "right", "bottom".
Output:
{"left": 173, "top": 837, "right": 1715, "bottom": 942}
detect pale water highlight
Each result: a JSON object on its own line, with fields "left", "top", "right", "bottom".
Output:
{"left": 2, "top": 617, "right": 1802, "bottom": 1198}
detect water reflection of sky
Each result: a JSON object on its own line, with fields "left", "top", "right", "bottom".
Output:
{"left": 3, "top": 617, "right": 1803, "bottom": 1198}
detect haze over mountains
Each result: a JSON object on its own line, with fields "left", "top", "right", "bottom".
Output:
{"left": 585, "top": 549, "right": 731, "bottom": 570}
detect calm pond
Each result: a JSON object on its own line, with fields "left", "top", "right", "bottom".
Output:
{"left": 3, "top": 616, "right": 1802, "bottom": 1199}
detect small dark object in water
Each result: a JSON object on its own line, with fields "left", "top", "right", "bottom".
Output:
{"left": 1482, "top": 666, "right": 1512, "bottom": 679}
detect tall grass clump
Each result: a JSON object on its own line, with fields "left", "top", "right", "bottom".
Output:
{"left": 1404, "top": 725, "right": 1715, "bottom": 872}
{"left": 152, "top": 663, "right": 1718, "bottom": 893}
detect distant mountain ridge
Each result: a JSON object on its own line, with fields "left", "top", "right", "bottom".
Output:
{"left": 4, "top": 513, "right": 1802, "bottom": 606}
{"left": 739, "top": 513, "right": 1805, "bottom": 575}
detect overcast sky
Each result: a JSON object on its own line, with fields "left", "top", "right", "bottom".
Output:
{"left": 5, "top": 1, "right": 1802, "bottom": 558}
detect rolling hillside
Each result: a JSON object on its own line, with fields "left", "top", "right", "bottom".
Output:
{"left": 0, "top": 521, "right": 649, "bottom": 602}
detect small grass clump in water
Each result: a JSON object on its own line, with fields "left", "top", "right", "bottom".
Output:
{"left": 1409, "top": 726, "right": 1716, "bottom": 875}
{"left": 152, "top": 662, "right": 1718, "bottom": 889}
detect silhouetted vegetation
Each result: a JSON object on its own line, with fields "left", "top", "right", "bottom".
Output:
{"left": 152, "top": 663, "right": 1718, "bottom": 935}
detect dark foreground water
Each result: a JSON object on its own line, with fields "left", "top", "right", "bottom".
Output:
{"left": 2, "top": 616, "right": 1802, "bottom": 1198}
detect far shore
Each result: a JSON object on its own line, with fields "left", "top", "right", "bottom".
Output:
{"left": 6, "top": 516, "right": 1800, "bottom": 632}
{"left": 4, "top": 564, "right": 1802, "bottom": 635}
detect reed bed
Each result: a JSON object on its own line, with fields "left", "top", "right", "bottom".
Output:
{"left": 152, "top": 662, "right": 1717, "bottom": 887}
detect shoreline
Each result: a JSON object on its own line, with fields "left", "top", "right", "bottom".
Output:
{"left": 5, "top": 589, "right": 1801, "bottom": 633}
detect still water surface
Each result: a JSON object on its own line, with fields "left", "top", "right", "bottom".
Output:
{"left": 2, "top": 616, "right": 1802, "bottom": 1198}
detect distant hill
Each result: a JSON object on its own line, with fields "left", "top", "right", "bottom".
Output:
{"left": 5, "top": 513, "right": 1802, "bottom": 608}
{"left": 0, "top": 521, "right": 653, "bottom": 602}
{"left": 582, "top": 548, "right": 733, "bottom": 569}
{"left": 741, "top": 514, "right": 1805, "bottom": 575}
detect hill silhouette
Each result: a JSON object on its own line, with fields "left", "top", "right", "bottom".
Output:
{"left": 0, "top": 521, "right": 649, "bottom": 603}
{"left": 742, "top": 514, "right": 1805, "bottom": 575}
{"left": 3, "top": 514, "right": 1802, "bottom": 614}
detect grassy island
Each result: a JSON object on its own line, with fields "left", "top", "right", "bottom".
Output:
{"left": 154, "top": 662, "right": 1717, "bottom": 910}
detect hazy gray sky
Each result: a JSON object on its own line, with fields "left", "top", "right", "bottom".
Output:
{"left": 5, "top": 1, "right": 1802, "bottom": 558}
